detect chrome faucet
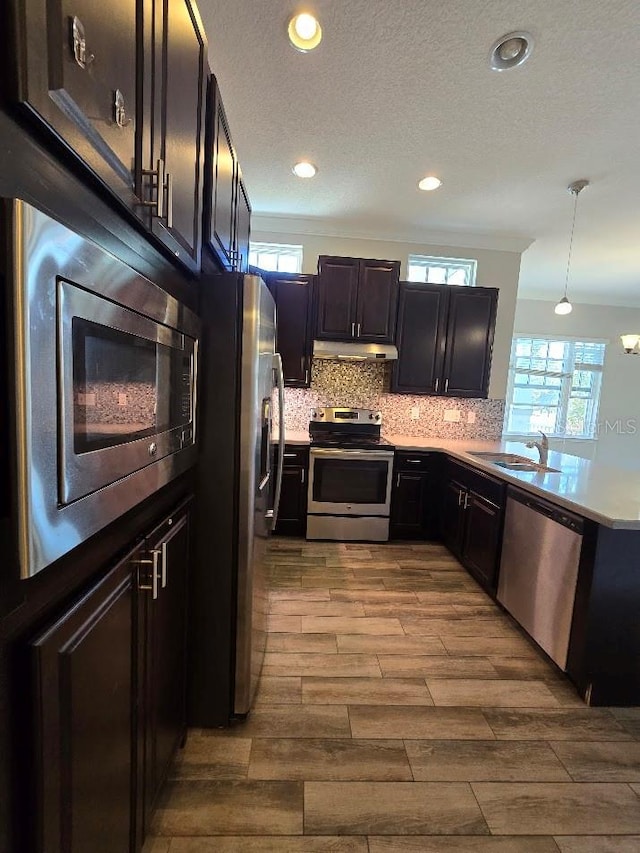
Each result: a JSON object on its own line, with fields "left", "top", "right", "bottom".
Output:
{"left": 525, "top": 431, "right": 549, "bottom": 467}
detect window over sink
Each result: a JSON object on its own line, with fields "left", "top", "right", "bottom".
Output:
{"left": 504, "top": 336, "right": 606, "bottom": 439}
{"left": 249, "top": 242, "right": 303, "bottom": 273}
{"left": 407, "top": 255, "right": 477, "bottom": 287}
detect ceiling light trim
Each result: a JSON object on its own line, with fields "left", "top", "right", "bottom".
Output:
{"left": 288, "top": 13, "right": 322, "bottom": 52}
{"left": 489, "top": 31, "right": 534, "bottom": 71}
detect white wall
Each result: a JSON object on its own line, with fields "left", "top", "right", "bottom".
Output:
{"left": 252, "top": 220, "right": 523, "bottom": 400}
{"left": 514, "top": 299, "right": 640, "bottom": 468}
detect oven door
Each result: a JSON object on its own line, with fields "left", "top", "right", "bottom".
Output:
{"left": 58, "top": 280, "right": 196, "bottom": 504}
{"left": 308, "top": 448, "right": 394, "bottom": 516}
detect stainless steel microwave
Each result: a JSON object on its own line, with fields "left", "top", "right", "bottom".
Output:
{"left": 10, "top": 200, "right": 199, "bottom": 578}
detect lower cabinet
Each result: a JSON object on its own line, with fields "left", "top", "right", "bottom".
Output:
{"left": 390, "top": 452, "right": 438, "bottom": 539}
{"left": 30, "top": 501, "right": 191, "bottom": 853}
{"left": 440, "top": 460, "right": 505, "bottom": 592}
{"left": 274, "top": 445, "right": 309, "bottom": 536}
{"left": 139, "top": 509, "right": 191, "bottom": 838}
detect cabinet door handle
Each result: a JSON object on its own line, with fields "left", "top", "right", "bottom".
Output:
{"left": 458, "top": 489, "right": 464, "bottom": 506}
{"left": 158, "top": 514, "right": 188, "bottom": 590}
{"left": 284, "top": 453, "right": 297, "bottom": 458}
{"left": 141, "top": 159, "right": 165, "bottom": 219}
{"left": 357, "top": 323, "right": 361, "bottom": 337}
{"left": 434, "top": 378, "right": 439, "bottom": 393}
{"left": 136, "top": 549, "right": 161, "bottom": 599}
{"left": 301, "top": 469, "right": 305, "bottom": 484}
{"left": 305, "top": 368, "right": 309, "bottom": 384}
{"left": 165, "top": 172, "right": 173, "bottom": 229}
{"left": 464, "top": 493, "right": 469, "bottom": 510}
{"left": 396, "top": 473, "right": 401, "bottom": 488}
{"left": 445, "top": 378, "right": 449, "bottom": 393}
{"left": 351, "top": 322, "right": 355, "bottom": 337}
{"left": 406, "top": 459, "right": 422, "bottom": 464}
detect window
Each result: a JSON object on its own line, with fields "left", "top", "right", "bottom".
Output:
{"left": 407, "top": 255, "right": 477, "bottom": 286}
{"left": 504, "top": 337, "right": 606, "bottom": 439}
{"left": 249, "top": 242, "right": 303, "bottom": 273}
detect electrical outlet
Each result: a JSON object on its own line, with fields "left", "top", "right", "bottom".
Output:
{"left": 443, "top": 409, "right": 461, "bottom": 423}
{"left": 467, "top": 411, "right": 476, "bottom": 424}
{"left": 410, "top": 406, "right": 420, "bottom": 420}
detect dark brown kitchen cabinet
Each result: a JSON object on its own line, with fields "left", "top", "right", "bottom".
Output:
{"left": 268, "top": 273, "right": 314, "bottom": 387}
{"left": 441, "top": 477, "right": 467, "bottom": 557}
{"left": 140, "top": 507, "right": 190, "bottom": 836}
{"left": 8, "top": 0, "right": 140, "bottom": 211}
{"left": 9, "top": 0, "right": 207, "bottom": 273}
{"left": 203, "top": 78, "right": 253, "bottom": 273}
{"left": 462, "top": 491, "right": 503, "bottom": 590}
{"left": 443, "top": 287, "right": 498, "bottom": 398}
{"left": 392, "top": 283, "right": 448, "bottom": 394}
{"left": 30, "top": 502, "right": 191, "bottom": 853}
{"left": 390, "top": 452, "right": 439, "bottom": 540}
{"left": 146, "top": 0, "right": 207, "bottom": 272}
{"left": 235, "top": 173, "right": 252, "bottom": 273}
{"left": 393, "top": 283, "right": 498, "bottom": 398}
{"left": 205, "top": 78, "right": 236, "bottom": 269}
{"left": 30, "top": 547, "right": 137, "bottom": 853}
{"left": 274, "top": 446, "right": 309, "bottom": 536}
{"left": 316, "top": 256, "right": 400, "bottom": 343}
{"left": 440, "top": 460, "right": 505, "bottom": 592}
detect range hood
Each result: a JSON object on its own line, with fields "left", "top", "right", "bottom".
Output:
{"left": 312, "top": 340, "right": 398, "bottom": 361}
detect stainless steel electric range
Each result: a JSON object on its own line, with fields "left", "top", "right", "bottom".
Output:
{"left": 307, "top": 407, "right": 395, "bottom": 541}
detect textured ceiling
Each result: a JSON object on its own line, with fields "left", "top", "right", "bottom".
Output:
{"left": 199, "top": 0, "right": 640, "bottom": 305}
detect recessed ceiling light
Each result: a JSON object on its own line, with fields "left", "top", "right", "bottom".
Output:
{"left": 288, "top": 13, "right": 322, "bottom": 52}
{"left": 418, "top": 176, "right": 442, "bottom": 191}
{"left": 292, "top": 161, "right": 317, "bottom": 178}
{"left": 489, "top": 31, "right": 533, "bottom": 71}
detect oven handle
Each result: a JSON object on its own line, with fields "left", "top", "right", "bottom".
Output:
{"left": 310, "top": 448, "right": 394, "bottom": 462}
{"left": 269, "top": 352, "right": 286, "bottom": 530}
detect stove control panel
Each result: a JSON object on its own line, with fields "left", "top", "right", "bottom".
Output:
{"left": 311, "top": 407, "right": 382, "bottom": 425}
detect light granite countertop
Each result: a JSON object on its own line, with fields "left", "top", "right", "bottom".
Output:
{"left": 278, "top": 429, "right": 640, "bottom": 530}
{"left": 386, "top": 435, "right": 640, "bottom": 531}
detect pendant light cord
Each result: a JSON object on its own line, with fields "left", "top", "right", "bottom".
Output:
{"left": 563, "top": 188, "right": 581, "bottom": 300}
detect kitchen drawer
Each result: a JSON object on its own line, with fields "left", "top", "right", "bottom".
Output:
{"left": 394, "top": 451, "right": 432, "bottom": 473}
{"left": 444, "top": 457, "right": 504, "bottom": 507}
{"left": 281, "top": 445, "right": 309, "bottom": 467}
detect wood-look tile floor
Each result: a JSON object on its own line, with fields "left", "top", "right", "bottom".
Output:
{"left": 146, "top": 540, "right": 640, "bottom": 852}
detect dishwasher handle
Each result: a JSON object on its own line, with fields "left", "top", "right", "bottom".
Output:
{"left": 508, "top": 488, "right": 583, "bottom": 534}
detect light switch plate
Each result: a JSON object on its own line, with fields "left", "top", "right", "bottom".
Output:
{"left": 444, "top": 409, "right": 461, "bottom": 423}
{"left": 410, "top": 406, "right": 420, "bottom": 420}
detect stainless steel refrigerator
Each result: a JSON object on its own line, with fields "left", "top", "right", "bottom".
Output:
{"left": 189, "top": 274, "right": 284, "bottom": 725}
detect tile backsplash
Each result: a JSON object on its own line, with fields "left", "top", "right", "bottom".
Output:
{"left": 279, "top": 360, "right": 505, "bottom": 439}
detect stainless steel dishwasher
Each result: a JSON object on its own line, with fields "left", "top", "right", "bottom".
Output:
{"left": 497, "top": 489, "right": 583, "bottom": 670}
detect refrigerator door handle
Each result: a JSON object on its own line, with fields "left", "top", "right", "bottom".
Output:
{"left": 270, "top": 352, "right": 286, "bottom": 529}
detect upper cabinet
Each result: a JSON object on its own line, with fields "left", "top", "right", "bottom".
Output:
{"left": 203, "top": 78, "right": 252, "bottom": 273}
{"left": 8, "top": 0, "right": 208, "bottom": 273}
{"left": 145, "top": 0, "right": 207, "bottom": 272}
{"left": 392, "top": 282, "right": 448, "bottom": 395}
{"left": 267, "top": 273, "right": 315, "bottom": 387}
{"left": 392, "top": 283, "right": 498, "bottom": 398}
{"left": 9, "top": 0, "right": 140, "bottom": 209}
{"left": 316, "top": 256, "right": 400, "bottom": 343}
{"left": 442, "top": 287, "right": 498, "bottom": 397}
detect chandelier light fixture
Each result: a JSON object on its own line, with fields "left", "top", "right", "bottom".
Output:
{"left": 554, "top": 179, "right": 590, "bottom": 316}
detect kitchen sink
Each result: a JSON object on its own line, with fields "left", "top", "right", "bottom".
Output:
{"left": 468, "top": 451, "right": 560, "bottom": 474}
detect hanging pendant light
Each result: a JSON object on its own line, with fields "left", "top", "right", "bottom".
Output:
{"left": 554, "top": 179, "right": 589, "bottom": 316}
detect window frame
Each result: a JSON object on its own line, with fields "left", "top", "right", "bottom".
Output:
{"left": 248, "top": 241, "right": 303, "bottom": 274}
{"left": 407, "top": 254, "right": 477, "bottom": 287}
{"left": 504, "top": 334, "right": 607, "bottom": 440}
